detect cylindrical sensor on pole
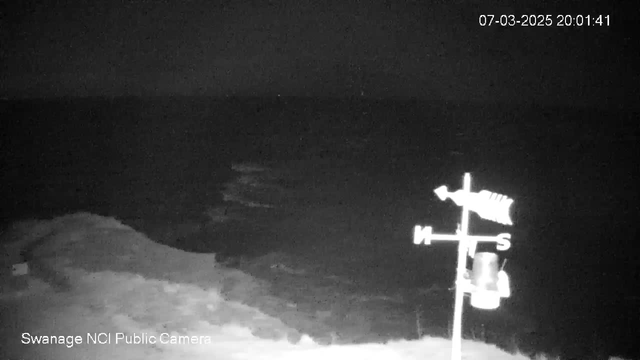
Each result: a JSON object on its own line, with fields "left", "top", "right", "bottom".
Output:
{"left": 470, "top": 252, "right": 500, "bottom": 309}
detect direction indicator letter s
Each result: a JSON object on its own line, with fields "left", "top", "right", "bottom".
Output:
{"left": 496, "top": 233, "right": 511, "bottom": 251}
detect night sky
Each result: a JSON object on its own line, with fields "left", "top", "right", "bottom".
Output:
{"left": 1, "top": 0, "right": 638, "bottom": 108}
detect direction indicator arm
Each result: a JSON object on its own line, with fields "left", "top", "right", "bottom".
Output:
{"left": 414, "top": 226, "right": 511, "bottom": 250}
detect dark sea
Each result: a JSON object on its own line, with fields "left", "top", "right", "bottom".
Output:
{"left": 1, "top": 96, "right": 638, "bottom": 359}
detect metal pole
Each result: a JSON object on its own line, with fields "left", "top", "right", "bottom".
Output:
{"left": 451, "top": 173, "right": 471, "bottom": 360}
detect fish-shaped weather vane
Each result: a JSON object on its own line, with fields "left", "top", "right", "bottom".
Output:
{"left": 434, "top": 185, "right": 514, "bottom": 226}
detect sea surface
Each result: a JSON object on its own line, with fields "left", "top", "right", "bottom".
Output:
{"left": 1, "top": 96, "right": 638, "bottom": 358}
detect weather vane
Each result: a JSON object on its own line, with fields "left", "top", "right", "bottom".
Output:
{"left": 413, "top": 173, "right": 515, "bottom": 360}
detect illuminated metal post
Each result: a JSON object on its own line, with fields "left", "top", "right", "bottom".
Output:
{"left": 451, "top": 173, "right": 471, "bottom": 360}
